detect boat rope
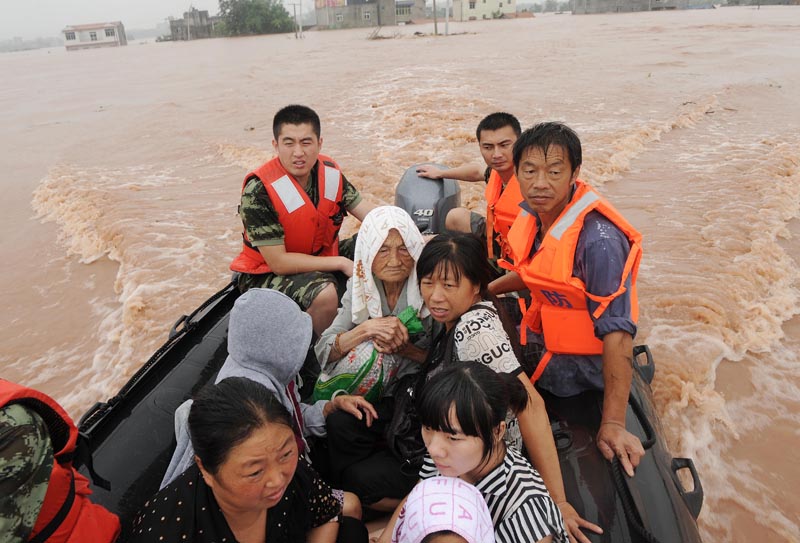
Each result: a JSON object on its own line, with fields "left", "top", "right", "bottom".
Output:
{"left": 611, "top": 458, "right": 663, "bottom": 543}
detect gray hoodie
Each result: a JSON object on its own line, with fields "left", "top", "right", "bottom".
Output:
{"left": 159, "top": 288, "right": 328, "bottom": 488}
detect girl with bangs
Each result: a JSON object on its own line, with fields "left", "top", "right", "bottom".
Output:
{"left": 384, "top": 362, "right": 568, "bottom": 543}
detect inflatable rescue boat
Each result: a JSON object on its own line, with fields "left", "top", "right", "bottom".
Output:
{"left": 76, "top": 166, "right": 704, "bottom": 542}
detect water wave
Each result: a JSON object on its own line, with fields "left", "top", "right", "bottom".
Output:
{"left": 30, "top": 162, "right": 239, "bottom": 412}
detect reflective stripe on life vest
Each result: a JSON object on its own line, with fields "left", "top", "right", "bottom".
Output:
{"left": 549, "top": 190, "right": 600, "bottom": 241}
{"left": 504, "top": 180, "right": 642, "bottom": 382}
{"left": 323, "top": 165, "right": 340, "bottom": 201}
{"left": 230, "top": 154, "right": 344, "bottom": 275}
{"left": 271, "top": 175, "right": 305, "bottom": 214}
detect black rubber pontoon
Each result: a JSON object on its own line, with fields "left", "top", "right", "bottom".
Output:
{"left": 545, "top": 346, "right": 703, "bottom": 543}
{"left": 77, "top": 282, "right": 239, "bottom": 524}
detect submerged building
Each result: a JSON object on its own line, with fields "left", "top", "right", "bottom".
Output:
{"left": 169, "top": 9, "right": 218, "bottom": 40}
{"left": 572, "top": 0, "right": 714, "bottom": 13}
{"left": 451, "top": 0, "right": 516, "bottom": 20}
{"left": 62, "top": 22, "right": 127, "bottom": 51}
{"left": 315, "top": 0, "right": 426, "bottom": 29}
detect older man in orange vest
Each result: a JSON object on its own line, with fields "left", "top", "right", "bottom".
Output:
{"left": 491, "top": 122, "right": 646, "bottom": 483}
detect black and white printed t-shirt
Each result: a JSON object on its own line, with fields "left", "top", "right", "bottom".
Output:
{"left": 419, "top": 448, "right": 568, "bottom": 543}
{"left": 452, "top": 301, "right": 524, "bottom": 452}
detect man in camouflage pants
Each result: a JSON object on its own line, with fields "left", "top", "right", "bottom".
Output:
{"left": 0, "top": 403, "right": 52, "bottom": 543}
{"left": 231, "top": 105, "right": 374, "bottom": 337}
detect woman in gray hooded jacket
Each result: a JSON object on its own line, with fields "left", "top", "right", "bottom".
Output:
{"left": 160, "top": 288, "right": 373, "bottom": 519}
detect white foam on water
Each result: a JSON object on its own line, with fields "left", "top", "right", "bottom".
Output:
{"left": 617, "top": 90, "right": 800, "bottom": 540}
{"left": 29, "top": 162, "right": 240, "bottom": 412}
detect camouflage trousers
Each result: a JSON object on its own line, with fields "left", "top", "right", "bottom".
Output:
{"left": 237, "top": 236, "right": 356, "bottom": 311}
{"left": 0, "top": 404, "right": 53, "bottom": 543}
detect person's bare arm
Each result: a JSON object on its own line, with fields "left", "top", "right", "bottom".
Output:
{"left": 416, "top": 163, "right": 485, "bottom": 182}
{"left": 516, "top": 376, "right": 563, "bottom": 500}
{"left": 596, "top": 331, "right": 644, "bottom": 477}
{"left": 348, "top": 199, "right": 377, "bottom": 222}
{"left": 516, "top": 376, "right": 602, "bottom": 543}
{"left": 322, "top": 394, "right": 378, "bottom": 427}
{"left": 327, "top": 317, "right": 410, "bottom": 363}
{"left": 395, "top": 343, "right": 428, "bottom": 364}
{"left": 258, "top": 244, "right": 353, "bottom": 277}
{"left": 374, "top": 494, "right": 409, "bottom": 543}
{"left": 489, "top": 270, "right": 527, "bottom": 295}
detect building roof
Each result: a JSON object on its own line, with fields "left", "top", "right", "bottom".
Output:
{"left": 63, "top": 22, "right": 123, "bottom": 32}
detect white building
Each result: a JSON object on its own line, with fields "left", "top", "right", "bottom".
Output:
{"left": 452, "top": 0, "right": 516, "bottom": 21}
{"left": 62, "top": 22, "right": 127, "bottom": 51}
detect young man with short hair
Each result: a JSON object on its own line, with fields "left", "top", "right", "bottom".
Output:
{"left": 417, "top": 112, "right": 522, "bottom": 267}
{"left": 230, "top": 105, "right": 375, "bottom": 335}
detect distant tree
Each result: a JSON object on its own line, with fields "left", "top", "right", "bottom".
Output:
{"left": 544, "top": 0, "right": 559, "bottom": 10}
{"left": 213, "top": 20, "right": 230, "bottom": 36}
{"left": 218, "top": 0, "right": 295, "bottom": 36}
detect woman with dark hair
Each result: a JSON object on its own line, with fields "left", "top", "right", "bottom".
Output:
{"left": 414, "top": 233, "right": 601, "bottom": 543}
{"left": 384, "top": 362, "right": 568, "bottom": 543}
{"left": 129, "top": 377, "right": 368, "bottom": 543}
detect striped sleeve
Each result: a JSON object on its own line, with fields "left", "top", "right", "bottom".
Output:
{"left": 495, "top": 495, "right": 568, "bottom": 543}
{"left": 487, "top": 450, "right": 569, "bottom": 543}
{"left": 418, "top": 455, "right": 439, "bottom": 480}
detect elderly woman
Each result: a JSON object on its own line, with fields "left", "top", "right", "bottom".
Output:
{"left": 315, "top": 205, "right": 429, "bottom": 375}
{"left": 316, "top": 205, "right": 431, "bottom": 513}
{"left": 130, "top": 377, "right": 368, "bottom": 543}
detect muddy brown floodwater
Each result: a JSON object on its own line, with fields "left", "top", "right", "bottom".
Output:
{"left": 1, "top": 7, "right": 798, "bottom": 540}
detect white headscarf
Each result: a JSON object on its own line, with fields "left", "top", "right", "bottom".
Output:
{"left": 351, "top": 205, "right": 428, "bottom": 325}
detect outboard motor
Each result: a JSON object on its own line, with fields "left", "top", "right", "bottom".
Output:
{"left": 395, "top": 163, "right": 461, "bottom": 234}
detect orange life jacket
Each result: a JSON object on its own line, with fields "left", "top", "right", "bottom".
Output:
{"left": 230, "top": 154, "right": 344, "bottom": 275}
{"left": 484, "top": 170, "right": 523, "bottom": 260}
{"left": 502, "top": 180, "right": 642, "bottom": 382}
{"left": 0, "top": 380, "right": 121, "bottom": 543}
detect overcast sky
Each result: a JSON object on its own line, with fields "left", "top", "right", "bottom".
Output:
{"left": 1, "top": 0, "right": 239, "bottom": 40}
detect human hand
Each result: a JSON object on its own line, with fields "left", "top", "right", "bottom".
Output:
{"left": 557, "top": 501, "right": 603, "bottom": 543}
{"left": 368, "top": 316, "right": 409, "bottom": 354}
{"left": 596, "top": 421, "right": 645, "bottom": 477}
{"left": 372, "top": 528, "right": 393, "bottom": 543}
{"left": 416, "top": 165, "right": 445, "bottom": 180}
{"left": 329, "top": 395, "right": 378, "bottom": 427}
